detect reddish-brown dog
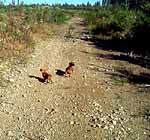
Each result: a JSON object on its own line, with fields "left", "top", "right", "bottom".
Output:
{"left": 65, "top": 62, "right": 75, "bottom": 77}
{"left": 40, "top": 68, "right": 53, "bottom": 83}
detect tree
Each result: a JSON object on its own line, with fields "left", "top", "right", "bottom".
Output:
{"left": 102, "top": 0, "right": 148, "bottom": 9}
{"left": 12, "top": 0, "right": 15, "bottom": 5}
{"left": 94, "top": 1, "right": 101, "bottom": 7}
{"left": 87, "top": 2, "right": 91, "bottom": 7}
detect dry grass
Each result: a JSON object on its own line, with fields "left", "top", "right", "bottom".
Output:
{"left": 31, "top": 23, "right": 60, "bottom": 40}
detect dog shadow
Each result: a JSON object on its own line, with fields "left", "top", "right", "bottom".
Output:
{"left": 56, "top": 69, "right": 65, "bottom": 76}
{"left": 29, "top": 75, "right": 45, "bottom": 83}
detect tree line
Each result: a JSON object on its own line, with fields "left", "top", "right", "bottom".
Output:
{"left": 102, "top": 0, "right": 149, "bottom": 9}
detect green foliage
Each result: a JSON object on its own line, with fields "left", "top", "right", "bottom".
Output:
{"left": 23, "top": 6, "right": 68, "bottom": 24}
{"left": 49, "top": 8, "right": 68, "bottom": 24}
{"left": 84, "top": 9, "right": 135, "bottom": 38}
{"left": 83, "top": 1, "right": 150, "bottom": 56}
{"left": 24, "top": 7, "right": 33, "bottom": 23}
{"left": 84, "top": 11, "right": 97, "bottom": 25}
{"left": 112, "top": 75, "right": 129, "bottom": 85}
{"left": 111, "top": 9, "right": 135, "bottom": 32}
{"left": 130, "top": 10, "right": 150, "bottom": 56}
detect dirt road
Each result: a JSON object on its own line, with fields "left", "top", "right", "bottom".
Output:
{"left": 0, "top": 17, "right": 150, "bottom": 140}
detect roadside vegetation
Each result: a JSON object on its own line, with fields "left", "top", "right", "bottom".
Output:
{"left": 82, "top": 0, "right": 150, "bottom": 58}
{"left": 0, "top": 4, "right": 70, "bottom": 60}
{"left": 0, "top": 1, "right": 149, "bottom": 58}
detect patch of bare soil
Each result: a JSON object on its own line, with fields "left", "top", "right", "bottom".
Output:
{"left": 0, "top": 17, "right": 150, "bottom": 140}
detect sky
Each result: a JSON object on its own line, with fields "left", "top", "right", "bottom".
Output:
{"left": 4, "top": 0, "right": 101, "bottom": 5}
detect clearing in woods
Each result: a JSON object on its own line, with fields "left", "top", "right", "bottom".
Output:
{"left": 0, "top": 17, "right": 150, "bottom": 140}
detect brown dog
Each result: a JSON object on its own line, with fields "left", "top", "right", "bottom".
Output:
{"left": 40, "top": 68, "right": 53, "bottom": 83}
{"left": 65, "top": 62, "right": 75, "bottom": 77}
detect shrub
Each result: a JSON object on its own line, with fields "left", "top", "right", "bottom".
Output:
{"left": 50, "top": 8, "right": 68, "bottom": 24}
{"left": 111, "top": 9, "right": 135, "bottom": 32}
{"left": 84, "top": 8, "right": 136, "bottom": 39}
{"left": 130, "top": 11, "right": 150, "bottom": 56}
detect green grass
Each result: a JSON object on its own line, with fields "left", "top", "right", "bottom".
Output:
{"left": 111, "top": 75, "right": 129, "bottom": 86}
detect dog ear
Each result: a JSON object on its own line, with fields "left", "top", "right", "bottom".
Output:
{"left": 69, "top": 62, "right": 75, "bottom": 66}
